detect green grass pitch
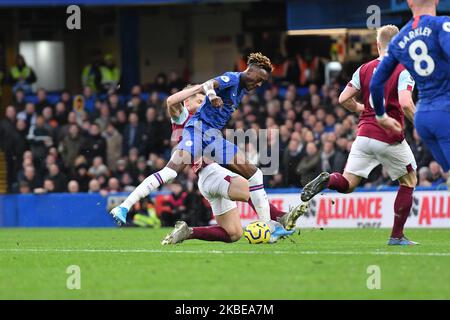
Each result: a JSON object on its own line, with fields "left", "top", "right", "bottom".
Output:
{"left": 0, "top": 228, "right": 449, "bottom": 299}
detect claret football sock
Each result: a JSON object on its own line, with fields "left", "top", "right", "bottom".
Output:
{"left": 327, "top": 172, "right": 350, "bottom": 193}
{"left": 189, "top": 225, "right": 232, "bottom": 243}
{"left": 121, "top": 167, "right": 177, "bottom": 210}
{"left": 391, "top": 185, "right": 414, "bottom": 239}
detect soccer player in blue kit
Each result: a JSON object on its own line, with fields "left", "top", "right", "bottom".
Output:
{"left": 370, "top": 0, "right": 450, "bottom": 187}
{"left": 110, "top": 53, "right": 306, "bottom": 240}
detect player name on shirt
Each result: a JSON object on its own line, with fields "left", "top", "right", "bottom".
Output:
{"left": 398, "top": 27, "right": 432, "bottom": 49}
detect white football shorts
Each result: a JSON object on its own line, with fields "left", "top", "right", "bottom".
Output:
{"left": 345, "top": 136, "right": 417, "bottom": 181}
{"left": 198, "top": 163, "right": 238, "bottom": 216}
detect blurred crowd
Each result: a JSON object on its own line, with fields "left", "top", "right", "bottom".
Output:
{"left": 0, "top": 67, "right": 447, "bottom": 203}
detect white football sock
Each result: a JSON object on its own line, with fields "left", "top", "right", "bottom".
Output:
{"left": 248, "top": 168, "right": 270, "bottom": 222}
{"left": 121, "top": 167, "right": 177, "bottom": 210}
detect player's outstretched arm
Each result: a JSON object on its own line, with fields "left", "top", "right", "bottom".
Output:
{"left": 166, "top": 84, "right": 203, "bottom": 118}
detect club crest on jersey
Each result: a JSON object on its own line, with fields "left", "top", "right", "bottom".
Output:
{"left": 220, "top": 76, "right": 230, "bottom": 83}
{"left": 185, "top": 140, "right": 193, "bottom": 147}
{"left": 443, "top": 22, "right": 450, "bottom": 32}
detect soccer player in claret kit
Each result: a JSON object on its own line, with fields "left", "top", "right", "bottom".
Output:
{"left": 301, "top": 25, "right": 419, "bottom": 245}
{"left": 370, "top": 0, "right": 450, "bottom": 187}
{"left": 110, "top": 53, "right": 308, "bottom": 243}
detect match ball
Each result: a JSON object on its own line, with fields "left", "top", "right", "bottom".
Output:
{"left": 244, "top": 221, "right": 271, "bottom": 244}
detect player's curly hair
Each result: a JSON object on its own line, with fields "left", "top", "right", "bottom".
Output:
{"left": 247, "top": 52, "right": 273, "bottom": 73}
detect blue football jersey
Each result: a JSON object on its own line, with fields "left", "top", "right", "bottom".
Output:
{"left": 370, "top": 15, "right": 450, "bottom": 115}
{"left": 187, "top": 72, "right": 247, "bottom": 130}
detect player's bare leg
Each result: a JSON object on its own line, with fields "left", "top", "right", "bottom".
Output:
{"left": 388, "top": 170, "right": 419, "bottom": 245}
{"left": 110, "top": 150, "right": 191, "bottom": 225}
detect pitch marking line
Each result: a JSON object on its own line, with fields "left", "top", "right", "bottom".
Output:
{"left": 0, "top": 248, "right": 450, "bottom": 257}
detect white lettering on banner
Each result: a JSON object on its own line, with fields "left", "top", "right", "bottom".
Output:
{"left": 231, "top": 190, "right": 450, "bottom": 228}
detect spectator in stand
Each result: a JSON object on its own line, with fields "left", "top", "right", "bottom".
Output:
{"left": 35, "top": 88, "right": 52, "bottom": 114}
{"left": 429, "top": 161, "right": 446, "bottom": 186}
{"left": 83, "top": 86, "right": 97, "bottom": 114}
{"left": 103, "top": 122, "right": 123, "bottom": 171}
{"left": 27, "top": 115, "right": 53, "bottom": 164}
{"left": 42, "top": 106, "right": 56, "bottom": 128}
{"left": 59, "top": 124, "right": 85, "bottom": 172}
{"left": 39, "top": 179, "right": 55, "bottom": 193}
{"left": 21, "top": 165, "right": 42, "bottom": 191}
{"left": 81, "top": 123, "right": 107, "bottom": 164}
{"left": 320, "top": 141, "right": 346, "bottom": 174}
{"left": 57, "top": 111, "right": 79, "bottom": 143}
{"left": 18, "top": 181, "right": 31, "bottom": 194}
{"left": 150, "top": 73, "right": 168, "bottom": 93}
{"left": 418, "top": 167, "right": 432, "bottom": 187}
{"left": 282, "top": 133, "right": 304, "bottom": 186}
{"left": 46, "top": 163, "right": 67, "bottom": 192}
{"left": 15, "top": 119, "right": 29, "bottom": 153}
{"left": 88, "top": 156, "right": 109, "bottom": 178}
{"left": 127, "top": 88, "right": 147, "bottom": 120}
{"left": 17, "top": 103, "right": 37, "bottom": 130}
{"left": 13, "top": 88, "right": 27, "bottom": 112}
{"left": 54, "top": 102, "right": 69, "bottom": 127}
{"left": 107, "top": 92, "right": 124, "bottom": 116}
{"left": 143, "top": 107, "right": 162, "bottom": 155}
{"left": 122, "top": 112, "right": 146, "bottom": 156}
{"left": 120, "top": 173, "right": 135, "bottom": 193}
{"left": 68, "top": 180, "right": 80, "bottom": 193}
{"left": 132, "top": 157, "right": 149, "bottom": 183}
{"left": 296, "top": 142, "right": 321, "bottom": 186}
{"left": 100, "top": 54, "right": 121, "bottom": 93}
{"left": 160, "top": 182, "right": 187, "bottom": 227}
{"left": 410, "top": 129, "right": 433, "bottom": 170}
{"left": 324, "top": 114, "right": 336, "bottom": 132}
{"left": 107, "top": 177, "right": 121, "bottom": 194}
{"left": 147, "top": 91, "right": 163, "bottom": 110}
{"left": 82, "top": 53, "right": 102, "bottom": 93}
{"left": 73, "top": 163, "right": 90, "bottom": 192}
{"left": 8, "top": 54, "right": 37, "bottom": 94}
{"left": 114, "top": 109, "right": 128, "bottom": 135}
{"left": 126, "top": 148, "right": 140, "bottom": 176}
{"left": 88, "top": 179, "right": 101, "bottom": 193}
{"left": 167, "top": 71, "right": 185, "bottom": 92}
{"left": 60, "top": 89, "right": 72, "bottom": 110}
{"left": 95, "top": 103, "right": 111, "bottom": 131}
{"left": 112, "top": 159, "right": 127, "bottom": 181}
